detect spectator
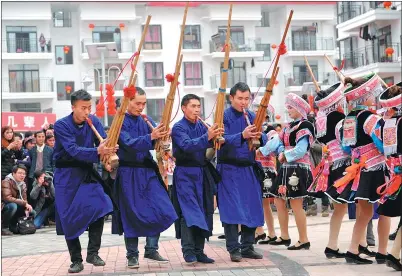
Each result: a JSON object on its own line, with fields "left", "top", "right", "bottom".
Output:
{"left": 1, "top": 127, "right": 23, "bottom": 180}
{"left": 1, "top": 165, "right": 35, "bottom": 235}
{"left": 30, "top": 170, "right": 55, "bottom": 229}
{"left": 43, "top": 124, "right": 54, "bottom": 136}
{"left": 27, "top": 130, "right": 54, "bottom": 199}
{"left": 45, "top": 134, "right": 55, "bottom": 148}
{"left": 274, "top": 124, "right": 282, "bottom": 133}
{"left": 39, "top": 33, "right": 46, "bottom": 52}
{"left": 18, "top": 135, "right": 35, "bottom": 168}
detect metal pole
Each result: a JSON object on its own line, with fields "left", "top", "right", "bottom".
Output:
{"left": 100, "top": 49, "right": 108, "bottom": 126}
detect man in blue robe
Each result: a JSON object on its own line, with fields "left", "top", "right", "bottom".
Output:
{"left": 111, "top": 87, "right": 178, "bottom": 269}
{"left": 53, "top": 90, "right": 117, "bottom": 274}
{"left": 171, "top": 94, "right": 223, "bottom": 264}
{"left": 217, "top": 82, "right": 267, "bottom": 262}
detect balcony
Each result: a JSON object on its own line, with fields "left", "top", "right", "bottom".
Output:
{"left": 209, "top": 73, "right": 270, "bottom": 92}
{"left": 285, "top": 37, "right": 336, "bottom": 57}
{"left": 80, "top": 39, "right": 136, "bottom": 59}
{"left": 2, "top": 38, "right": 53, "bottom": 60}
{"left": 343, "top": 43, "right": 401, "bottom": 75}
{"left": 2, "top": 78, "right": 55, "bottom": 100}
{"left": 206, "top": 38, "right": 264, "bottom": 59}
{"left": 283, "top": 72, "right": 337, "bottom": 92}
{"left": 337, "top": 2, "right": 401, "bottom": 33}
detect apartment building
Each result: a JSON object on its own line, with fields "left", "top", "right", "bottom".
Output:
{"left": 336, "top": 1, "right": 401, "bottom": 86}
{"left": 1, "top": 1, "right": 339, "bottom": 126}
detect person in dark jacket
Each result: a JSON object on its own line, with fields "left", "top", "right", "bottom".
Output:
{"left": 1, "top": 126, "right": 23, "bottom": 180}
{"left": 30, "top": 170, "right": 55, "bottom": 228}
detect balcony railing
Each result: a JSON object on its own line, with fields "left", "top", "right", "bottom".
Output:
{"left": 2, "top": 38, "right": 52, "bottom": 53}
{"left": 286, "top": 37, "right": 335, "bottom": 51}
{"left": 338, "top": 2, "right": 399, "bottom": 24}
{"left": 3, "top": 78, "right": 54, "bottom": 93}
{"left": 81, "top": 39, "right": 136, "bottom": 54}
{"left": 209, "top": 38, "right": 263, "bottom": 53}
{"left": 210, "top": 73, "right": 271, "bottom": 90}
{"left": 343, "top": 43, "right": 400, "bottom": 70}
{"left": 283, "top": 72, "right": 337, "bottom": 87}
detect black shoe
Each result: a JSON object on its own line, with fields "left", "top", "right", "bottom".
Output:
{"left": 184, "top": 254, "right": 197, "bottom": 264}
{"left": 241, "top": 249, "right": 263, "bottom": 259}
{"left": 217, "top": 234, "right": 226, "bottom": 239}
{"left": 86, "top": 255, "right": 105, "bottom": 266}
{"left": 345, "top": 251, "right": 373, "bottom": 264}
{"left": 254, "top": 233, "right": 266, "bottom": 244}
{"left": 288, "top": 241, "right": 310, "bottom": 250}
{"left": 358, "top": 245, "right": 376, "bottom": 257}
{"left": 68, "top": 261, "right": 84, "bottom": 273}
{"left": 270, "top": 237, "right": 291, "bottom": 246}
{"left": 144, "top": 251, "right": 169, "bottom": 263}
{"left": 127, "top": 256, "right": 139, "bottom": 268}
{"left": 196, "top": 253, "right": 215, "bottom": 263}
{"left": 230, "top": 250, "right": 242, "bottom": 262}
{"left": 324, "top": 247, "right": 346, "bottom": 259}
{"left": 389, "top": 229, "right": 399, "bottom": 241}
{"left": 386, "top": 254, "right": 402, "bottom": 271}
{"left": 258, "top": 236, "right": 277, "bottom": 245}
{"left": 375, "top": 252, "right": 387, "bottom": 264}
{"left": 1, "top": 228, "right": 13, "bottom": 236}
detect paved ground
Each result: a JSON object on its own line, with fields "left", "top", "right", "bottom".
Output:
{"left": 1, "top": 211, "right": 400, "bottom": 276}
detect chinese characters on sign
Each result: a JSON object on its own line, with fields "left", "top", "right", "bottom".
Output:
{"left": 2, "top": 112, "right": 57, "bottom": 132}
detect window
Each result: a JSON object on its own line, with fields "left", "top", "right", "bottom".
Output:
{"left": 92, "top": 26, "right": 122, "bottom": 52}
{"left": 292, "top": 62, "right": 318, "bottom": 86}
{"left": 291, "top": 26, "right": 317, "bottom": 51}
{"left": 221, "top": 61, "right": 246, "bottom": 88}
{"left": 183, "top": 25, "right": 201, "bottom": 49}
{"left": 383, "top": 76, "right": 395, "bottom": 86}
{"left": 146, "top": 99, "right": 165, "bottom": 123}
{"left": 183, "top": 62, "right": 203, "bottom": 86}
{"left": 218, "top": 26, "right": 245, "bottom": 46}
{"left": 144, "top": 62, "right": 164, "bottom": 87}
{"left": 6, "top": 26, "right": 41, "bottom": 53}
{"left": 8, "top": 64, "right": 40, "bottom": 92}
{"left": 261, "top": 11, "right": 270, "bottom": 27}
{"left": 256, "top": 44, "right": 271, "bottom": 60}
{"left": 93, "top": 64, "right": 124, "bottom": 90}
{"left": 10, "top": 103, "right": 41, "bottom": 113}
{"left": 57, "top": 81, "right": 74, "bottom": 101}
{"left": 55, "top": 45, "right": 73, "bottom": 65}
{"left": 143, "top": 25, "right": 162, "bottom": 50}
{"left": 53, "top": 11, "right": 72, "bottom": 27}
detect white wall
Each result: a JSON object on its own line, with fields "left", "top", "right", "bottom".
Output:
{"left": 79, "top": 2, "right": 137, "bottom": 20}
{"left": 1, "top": 2, "right": 51, "bottom": 20}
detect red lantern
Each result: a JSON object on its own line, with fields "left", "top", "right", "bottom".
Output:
{"left": 274, "top": 80, "right": 279, "bottom": 85}
{"left": 119, "top": 23, "right": 125, "bottom": 30}
{"left": 65, "top": 85, "right": 72, "bottom": 94}
{"left": 271, "top": 44, "right": 277, "bottom": 49}
{"left": 106, "top": 83, "right": 117, "bottom": 116}
{"left": 63, "top": 46, "right": 70, "bottom": 54}
{"left": 96, "top": 94, "right": 105, "bottom": 118}
{"left": 89, "top": 23, "right": 95, "bottom": 30}
{"left": 385, "top": 47, "right": 394, "bottom": 57}
{"left": 275, "top": 114, "right": 281, "bottom": 120}
{"left": 384, "top": 1, "right": 392, "bottom": 9}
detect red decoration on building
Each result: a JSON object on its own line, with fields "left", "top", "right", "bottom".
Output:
{"left": 275, "top": 114, "right": 281, "bottom": 120}
{"left": 96, "top": 91, "right": 105, "bottom": 118}
{"left": 385, "top": 47, "right": 394, "bottom": 57}
{"left": 65, "top": 85, "right": 72, "bottom": 93}
{"left": 106, "top": 83, "right": 116, "bottom": 116}
{"left": 383, "top": 1, "right": 392, "bottom": 9}
{"left": 119, "top": 23, "right": 125, "bottom": 30}
{"left": 63, "top": 46, "right": 70, "bottom": 54}
{"left": 271, "top": 44, "right": 277, "bottom": 49}
{"left": 89, "top": 23, "right": 95, "bottom": 30}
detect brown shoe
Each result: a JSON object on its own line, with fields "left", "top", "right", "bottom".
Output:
{"left": 322, "top": 206, "right": 330, "bottom": 217}
{"left": 2, "top": 228, "right": 14, "bottom": 236}
{"left": 306, "top": 204, "right": 317, "bottom": 216}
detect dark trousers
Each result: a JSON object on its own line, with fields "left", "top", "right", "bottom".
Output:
{"left": 223, "top": 223, "right": 255, "bottom": 253}
{"left": 180, "top": 217, "right": 205, "bottom": 257}
{"left": 65, "top": 217, "right": 105, "bottom": 263}
{"left": 124, "top": 235, "right": 159, "bottom": 259}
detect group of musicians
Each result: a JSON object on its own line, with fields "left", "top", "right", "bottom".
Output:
{"left": 52, "top": 75, "right": 401, "bottom": 273}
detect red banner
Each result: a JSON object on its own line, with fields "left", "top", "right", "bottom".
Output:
{"left": 1, "top": 112, "right": 57, "bottom": 132}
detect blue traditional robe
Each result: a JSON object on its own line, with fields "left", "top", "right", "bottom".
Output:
{"left": 171, "top": 117, "right": 220, "bottom": 238}
{"left": 216, "top": 107, "right": 267, "bottom": 227}
{"left": 111, "top": 113, "right": 178, "bottom": 238}
{"left": 53, "top": 113, "right": 113, "bottom": 240}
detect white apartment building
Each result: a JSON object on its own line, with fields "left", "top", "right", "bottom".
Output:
{"left": 336, "top": 1, "right": 401, "bottom": 86}
{"left": 1, "top": 1, "right": 340, "bottom": 126}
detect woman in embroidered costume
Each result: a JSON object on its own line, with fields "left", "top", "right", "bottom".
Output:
{"left": 254, "top": 104, "right": 277, "bottom": 245}
{"left": 258, "top": 93, "right": 314, "bottom": 250}
{"left": 307, "top": 82, "right": 351, "bottom": 258}
{"left": 335, "top": 73, "right": 391, "bottom": 264}
{"left": 376, "top": 82, "right": 402, "bottom": 271}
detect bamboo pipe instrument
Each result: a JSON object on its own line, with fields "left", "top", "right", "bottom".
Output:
{"left": 304, "top": 56, "right": 320, "bottom": 92}
{"left": 213, "top": 3, "right": 233, "bottom": 150}
{"left": 141, "top": 114, "right": 155, "bottom": 130}
{"left": 324, "top": 54, "right": 344, "bottom": 82}
{"left": 197, "top": 116, "right": 211, "bottom": 129}
{"left": 87, "top": 118, "right": 104, "bottom": 142}
{"left": 249, "top": 10, "right": 293, "bottom": 151}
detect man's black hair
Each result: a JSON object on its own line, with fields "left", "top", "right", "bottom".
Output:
{"left": 229, "top": 82, "right": 250, "bottom": 97}
{"left": 45, "top": 134, "right": 54, "bottom": 141}
{"left": 181, "top": 94, "right": 201, "bottom": 107}
{"left": 70, "top": 89, "right": 92, "bottom": 105}
{"left": 12, "top": 164, "right": 27, "bottom": 174}
{"left": 135, "top": 87, "right": 146, "bottom": 96}
{"left": 34, "top": 170, "right": 45, "bottom": 179}
{"left": 14, "top": 132, "right": 22, "bottom": 139}
{"left": 34, "top": 130, "right": 45, "bottom": 137}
